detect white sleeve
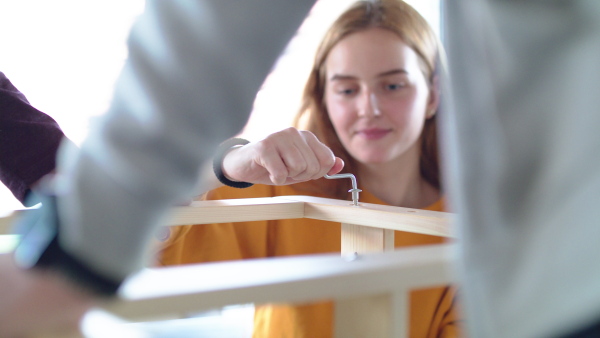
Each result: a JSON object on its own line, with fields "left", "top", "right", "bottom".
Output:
{"left": 443, "top": 1, "right": 600, "bottom": 337}
{"left": 55, "top": 0, "right": 315, "bottom": 281}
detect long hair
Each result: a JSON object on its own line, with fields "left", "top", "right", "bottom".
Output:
{"left": 293, "top": 0, "right": 443, "bottom": 200}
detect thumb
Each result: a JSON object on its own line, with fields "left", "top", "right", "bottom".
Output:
{"left": 326, "top": 157, "right": 345, "bottom": 175}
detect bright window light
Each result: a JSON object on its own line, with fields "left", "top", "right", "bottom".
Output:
{"left": 0, "top": 0, "right": 144, "bottom": 211}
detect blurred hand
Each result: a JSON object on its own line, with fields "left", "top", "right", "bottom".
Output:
{"left": 0, "top": 253, "right": 96, "bottom": 337}
{"left": 222, "top": 127, "right": 344, "bottom": 185}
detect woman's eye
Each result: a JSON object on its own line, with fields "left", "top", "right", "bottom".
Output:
{"left": 338, "top": 88, "right": 356, "bottom": 96}
{"left": 386, "top": 83, "right": 405, "bottom": 91}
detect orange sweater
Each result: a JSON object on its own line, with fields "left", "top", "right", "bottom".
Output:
{"left": 158, "top": 183, "right": 462, "bottom": 337}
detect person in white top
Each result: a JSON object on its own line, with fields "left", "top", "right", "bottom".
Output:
{"left": 443, "top": 1, "right": 600, "bottom": 337}
{"left": 0, "top": 1, "right": 322, "bottom": 336}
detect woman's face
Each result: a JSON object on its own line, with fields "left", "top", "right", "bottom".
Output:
{"left": 324, "top": 27, "right": 437, "bottom": 165}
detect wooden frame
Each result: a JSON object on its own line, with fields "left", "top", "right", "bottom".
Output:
{"left": 168, "top": 196, "right": 452, "bottom": 238}
{"left": 0, "top": 196, "right": 456, "bottom": 337}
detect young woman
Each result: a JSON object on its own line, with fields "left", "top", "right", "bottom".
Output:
{"left": 159, "top": 1, "right": 462, "bottom": 336}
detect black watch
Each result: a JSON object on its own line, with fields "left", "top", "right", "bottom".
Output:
{"left": 13, "top": 192, "right": 122, "bottom": 297}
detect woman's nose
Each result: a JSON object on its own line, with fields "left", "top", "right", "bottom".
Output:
{"left": 357, "top": 91, "right": 382, "bottom": 117}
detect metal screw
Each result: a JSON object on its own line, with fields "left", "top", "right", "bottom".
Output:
{"left": 324, "top": 173, "right": 362, "bottom": 206}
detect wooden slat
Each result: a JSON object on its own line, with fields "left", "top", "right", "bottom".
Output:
{"left": 166, "top": 197, "right": 305, "bottom": 226}
{"left": 0, "top": 199, "right": 306, "bottom": 234}
{"left": 3, "top": 197, "right": 454, "bottom": 239}
{"left": 334, "top": 292, "right": 407, "bottom": 338}
{"left": 277, "top": 195, "right": 454, "bottom": 238}
{"left": 104, "top": 244, "right": 456, "bottom": 321}
{"left": 0, "top": 210, "right": 17, "bottom": 235}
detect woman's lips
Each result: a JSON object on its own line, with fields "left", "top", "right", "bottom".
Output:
{"left": 356, "top": 128, "right": 391, "bottom": 140}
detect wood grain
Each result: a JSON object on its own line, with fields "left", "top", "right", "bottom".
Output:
{"left": 166, "top": 197, "right": 305, "bottom": 226}
{"left": 278, "top": 195, "right": 454, "bottom": 238}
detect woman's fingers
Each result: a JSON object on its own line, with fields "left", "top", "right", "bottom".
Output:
{"left": 328, "top": 157, "right": 345, "bottom": 176}
{"left": 270, "top": 128, "right": 335, "bottom": 182}
{"left": 293, "top": 130, "right": 336, "bottom": 180}
{"left": 222, "top": 128, "right": 344, "bottom": 185}
{"left": 256, "top": 140, "right": 292, "bottom": 185}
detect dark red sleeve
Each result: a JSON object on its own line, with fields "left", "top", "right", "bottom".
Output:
{"left": 0, "top": 72, "right": 65, "bottom": 205}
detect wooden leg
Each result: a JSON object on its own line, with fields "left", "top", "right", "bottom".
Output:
{"left": 391, "top": 291, "right": 409, "bottom": 338}
{"left": 337, "top": 223, "right": 406, "bottom": 337}
{"left": 341, "top": 223, "right": 395, "bottom": 254}
{"left": 334, "top": 292, "right": 408, "bottom": 338}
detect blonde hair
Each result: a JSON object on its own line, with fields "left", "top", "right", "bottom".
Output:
{"left": 293, "top": 0, "right": 443, "bottom": 199}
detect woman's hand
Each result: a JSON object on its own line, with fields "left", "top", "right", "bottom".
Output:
{"left": 222, "top": 128, "right": 344, "bottom": 185}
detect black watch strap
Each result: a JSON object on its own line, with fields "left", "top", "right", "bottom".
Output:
{"left": 13, "top": 193, "right": 122, "bottom": 297}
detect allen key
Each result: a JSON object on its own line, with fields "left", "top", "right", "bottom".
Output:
{"left": 323, "top": 173, "right": 362, "bottom": 206}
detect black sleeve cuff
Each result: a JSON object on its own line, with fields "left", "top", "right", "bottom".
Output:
{"left": 212, "top": 138, "right": 254, "bottom": 189}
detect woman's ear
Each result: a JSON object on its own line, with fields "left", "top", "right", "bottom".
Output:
{"left": 426, "top": 75, "right": 440, "bottom": 119}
